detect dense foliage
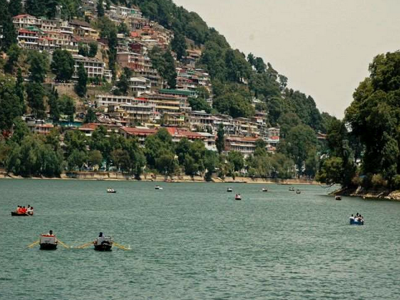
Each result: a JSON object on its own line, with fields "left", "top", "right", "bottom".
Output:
{"left": 317, "top": 51, "right": 400, "bottom": 189}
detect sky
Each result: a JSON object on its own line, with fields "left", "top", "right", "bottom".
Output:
{"left": 173, "top": 0, "right": 400, "bottom": 118}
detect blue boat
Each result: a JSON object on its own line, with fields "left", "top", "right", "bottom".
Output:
{"left": 350, "top": 218, "right": 364, "bottom": 225}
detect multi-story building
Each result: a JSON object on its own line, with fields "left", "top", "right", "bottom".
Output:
{"left": 13, "top": 14, "right": 39, "bottom": 30}
{"left": 129, "top": 77, "right": 151, "bottom": 95}
{"left": 26, "top": 119, "right": 54, "bottom": 135}
{"left": 188, "top": 110, "right": 214, "bottom": 131}
{"left": 73, "top": 55, "right": 105, "bottom": 79}
{"left": 17, "top": 28, "right": 39, "bottom": 49}
{"left": 225, "top": 136, "right": 259, "bottom": 157}
{"left": 108, "top": 101, "right": 156, "bottom": 126}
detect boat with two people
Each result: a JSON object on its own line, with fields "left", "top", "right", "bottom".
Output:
{"left": 296, "top": 189, "right": 301, "bottom": 194}
{"left": 39, "top": 230, "right": 58, "bottom": 250}
{"left": 289, "top": 187, "right": 295, "bottom": 192}
{"left": 350, "top": 213, "right": 364, "bottom": 225}
{"left": 11, "top": 205, "right": 34, "bottom": 216}
{"left": 235, "top": 194, "right": 242, "bottom": 200}
{"left": 94, "top": 232, "right": 113, "bottom": 251}
{"left": 107, "top": 188, "right": 116, "bottom": 193}
{"left": 227, "top": 187, "right": 233, "bottom": 192}
{"left": 155, "top": 185, "right": 163, "bottom": 190}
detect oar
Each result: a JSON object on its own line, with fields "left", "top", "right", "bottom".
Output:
{"left": 27, "top": 240, "right": 39, "bottom": 248}
{"left": 57, "top": 240, "right": 70, "bottom": 249}
{"left": 113, "top": 242, "right": 131, "bottom": 251}
{"left": 75, "top": 242, "right": 94, "bottom": 249}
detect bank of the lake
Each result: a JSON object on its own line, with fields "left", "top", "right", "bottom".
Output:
{"left": 0, "top": 169, "right": 318, "bottom": 185}
{"left": 1, "top": 180, "right": 400, "bottom": 299}
{"left": 334, "top": 186, "right": 400, "bottom": 201}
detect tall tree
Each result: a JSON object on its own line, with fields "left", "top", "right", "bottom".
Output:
{"left": 171, "top": 32, "right": 187, "bottom": 60}
{"left": 97, "top": 0, "right": 105, "bottom": 17}
{"left": 8, "top": 0, "right": 22, "bottom": 16}
{"left": 0, "top": 75, "right": 21, "bottom": 132}
{"left": 29, "top": 51, "right": 49, "bottom": 83}
{"left": 51, "top": 50, "right": 75, "bottom": 82}
{"left": 4, "top": 44, "right": 21, "bottom": 74}
{"left": 0, "top": 0, "right": 17, "bottom": 51}
{"left": 75, "top": 63, "right": 87, "bottom": 97}
{"left": 48, "top": 87, "right": 60, "bottom": 122}
{"left": 26, "top": 82, "right": 46, "bottom": 119}
{"left": 216, "top": 123, "right": 225, "bottom": 154}
{"left": 15, "top": 68, "right": 25, "bottom": 114}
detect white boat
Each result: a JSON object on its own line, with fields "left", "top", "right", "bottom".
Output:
{"left": 155, "top": 185, "right": 163, "bottom": 190}
{"left": 107, "top": 189, "right": 116, "bottom": 193}
{"left": 235, "top": 194, "right": 242, "bottom": 200}
{"left": 227, "top": 188, "right": 233, "bottom": 192}
{"left": 262, "top": 188, "right": 268, "bottom": 192}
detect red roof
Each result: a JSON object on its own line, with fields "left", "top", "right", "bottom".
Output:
{"left": 121, "top": 127, "right": 157, "bottom": 136}
{"left": 166, "top": 127, "right": 205, "bottom": 140}
{"left": 18, "top": 29, "right": 37, "bottom": 34}
{"left": 14, "top": 14, "right": 34, "bottom": 19}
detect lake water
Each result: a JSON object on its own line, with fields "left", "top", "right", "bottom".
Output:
{"left": 1, "top": 180, "right": 400, "bottom": 300}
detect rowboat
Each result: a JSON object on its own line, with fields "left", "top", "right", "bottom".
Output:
{"left": 11, "top": 212, "right": 32, "bottom": 216}
{"left": 39, "top": 234, "right": 58, "bottom": 250}
{"left": 235, "top": 194, "right": 242, "bottom": 200}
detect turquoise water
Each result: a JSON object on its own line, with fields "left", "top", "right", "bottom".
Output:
{"left": 1, "top": 180, "right": 400, "bottom": 299}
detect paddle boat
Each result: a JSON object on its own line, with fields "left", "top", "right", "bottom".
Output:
{"left": 296, "top": 189, "right": 301, "bottom": 194}
{"left": 350, "top": 217, "right": 364, "bottom": 225}
{"left": 11, "top": 212, "right": 32, "bottom": 216}
{"left": 335, "top": 196, "right": 342, "bottom": 200}
{"left": 262, "top": 188, "right": 268, "bottom": 192}
{"left": 235, "top": 194, "right": 242, "bottom": 200}
{"left": 94, "top": 232, "right": 113, "bottom": 251}
{"left": 39, "top": 231, "right": 58, "bottom": 250}
{"left": 107, "top": 188, "right": 116, "bottom": 193}
{"left": 227, "top": 187, "right": 233, "bottom": 192}
{"left": 155, "top": 185, "right": 163, "bottom": 190}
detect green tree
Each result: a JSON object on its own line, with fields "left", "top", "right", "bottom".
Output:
{"left": 171, "top": 31, "right": 187, "bottom": 60}
{"left": 280, "top": 124, "right": 317, "bottom": 176}
{"left": 26, "top": 82, "right": 46, "bottom": 119}
{"left": 0, "top": 0, "right": 17, "bottom": 51}
{"left": 227, "top": 151, "right": 244, "bottom": 172}
{"left": 0, "top": 75, "right": 22, "bottom": 132}
{"left": 51, "top": 50, "right": 75, "bottom": 82}
{"left": 88, "top": 150, "right": 103, "bottom": 167}
{"left": 59, "top": 95, "right": 75, "bottom": 122}
{"left": 8, "top": 0, "right": 22, "bottom": 16}
{"left": 84, "top": 108, "right": 97, "bottom": 123}
{"left": 48, "top": 87, "right": 60, "bottom": 122}
{"left": 88, "top": 42, "right": 98, "bottom": 58}
{"left": 75, "top": 63, "right": 87, "bottom": 97}
{"left": 67, "top": 149, "right": 87, "bottom": 171}
{"left": 97, "top": 0, "right": 105, "bottom": 17}
{"left": 216, "top": 123, "right": 225, "bottom": 154}
{"left": 111, "top": 149, "right": 130, "bottom": 171}
{"left": 15, "top": 68, "right": 25, "bottom": 114}
{"left": 28, "top": 51, "right": 49, "bottom": 83}
{"left": 4, "top": 44, "right": 21, "bottom": 74}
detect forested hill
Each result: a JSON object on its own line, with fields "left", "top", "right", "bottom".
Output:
{"left": 126, "top": 0, "right": 335, "bottom": 133}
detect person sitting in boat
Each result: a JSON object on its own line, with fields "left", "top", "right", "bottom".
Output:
{"left": 350, "top": 214, "right": 354, "bottom": 221}
{"left": 20, "top": 206, "right": 27, "bottom": 214}
{"left": 27, "top": 206, "right": 34, "bottom": 215}
{"left": 48, "top": 230, "right": 55, "bottom": 236}
{"left": 16, "top": 205, "right": 21, "bottom": 214}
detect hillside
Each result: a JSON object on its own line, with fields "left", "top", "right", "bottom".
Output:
{"left": 0, "top": 0, "right": 334, "bottom": 179}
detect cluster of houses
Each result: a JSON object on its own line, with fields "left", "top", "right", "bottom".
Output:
{"left": 13, "top": 3, "right": 281, "bottom": 157}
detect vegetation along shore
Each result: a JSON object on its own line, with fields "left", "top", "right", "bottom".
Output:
{"left": 0, "top": 0, "right": 399, "bottom": 196}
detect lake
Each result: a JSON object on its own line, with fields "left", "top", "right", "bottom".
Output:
{"left": 1, "top": 180, "right": 400, "bottom": 299}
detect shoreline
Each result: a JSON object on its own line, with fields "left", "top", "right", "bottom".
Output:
{"left": 333, "top": 186, "right": 400, "bottom": 201}
{"left": 0, "top": 171, "right": 319, "bottom": 185}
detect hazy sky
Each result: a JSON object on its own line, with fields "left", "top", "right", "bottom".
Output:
{"left": 173, "top": 0, "right": 400, "bottom": 117}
